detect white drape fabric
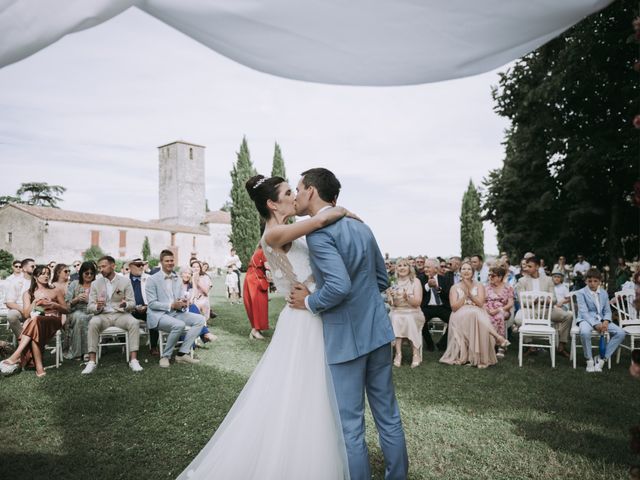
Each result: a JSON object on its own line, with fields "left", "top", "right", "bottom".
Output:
{"left": 0, "top": 0, "right": 613, "bottom": 85}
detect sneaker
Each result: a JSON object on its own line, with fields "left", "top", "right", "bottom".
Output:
{"left": 175, "top": 354, "right": 200, "bottom": 365}
{"left": 0, "top": 360, "right": 19, "bottom": 376}
{"left": 585, "top": 359, "right": 595, "bottom": 373}
{"left": 159, "top": 357, "right": 170, "bottom": 368}
{"left": 81, "top": 361, "right": 97, "bottom": 375}
{"left": 594, "top": 358, "right": 604, "bottom": 372}
{"left": 129, "top": 359, "right": 144, "bottom": 372}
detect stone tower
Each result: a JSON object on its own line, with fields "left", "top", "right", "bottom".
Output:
{"left": 158, "top": 140, "right": 206, "bottom": 227}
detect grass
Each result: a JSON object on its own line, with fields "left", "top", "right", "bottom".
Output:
{"left": 1, "top": 277, "right": 638, "bottom": 479}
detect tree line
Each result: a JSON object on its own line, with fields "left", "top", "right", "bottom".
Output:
{"left": 481, "top": 0, "right": 639, "bottom": 269}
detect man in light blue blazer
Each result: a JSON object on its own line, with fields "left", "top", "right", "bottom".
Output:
{"left": 290, "top": 168, "right": 408, "bottom": 480}
{"left": 145, "top": 249, "right": 205, "bottom": 368}
{"left": 576, "top": 268, "right": 625, "bottom": 372}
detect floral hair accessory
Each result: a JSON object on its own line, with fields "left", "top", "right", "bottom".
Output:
{"left": 253, "top": 177, "right": 268, "bottom": 189}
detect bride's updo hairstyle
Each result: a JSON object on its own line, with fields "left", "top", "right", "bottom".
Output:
{"left": 246, "top": 174, "right": 286, "bottom": 219}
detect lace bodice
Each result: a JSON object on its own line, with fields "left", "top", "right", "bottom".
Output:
{"left": 260, "top": 237, "right": 316, "bottom": 293}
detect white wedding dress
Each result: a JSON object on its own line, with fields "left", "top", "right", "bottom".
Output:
{"left": 177, "top": 238, "right": 350, "bottom": 480}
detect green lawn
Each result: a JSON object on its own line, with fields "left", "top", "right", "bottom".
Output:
{"left": 1, "top": 277, "right": 637, "bottom": 479}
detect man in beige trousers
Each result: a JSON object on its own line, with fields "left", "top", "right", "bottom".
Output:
{"left": 82, "top": 255, "right": 143, "bottom": 374}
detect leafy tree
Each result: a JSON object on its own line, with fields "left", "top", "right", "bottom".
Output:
{"left": 271, "top": 142, "right": 288, "bottom": 181}
{"left": 142, "top": 236, "right": 151, "bottom": 261}
{"left": 83, "top": 245, "right": 106, "bottom": 263}
{"left": 16, "top": 182, "right": 66, "bottom": 208}
{"left": 485, "top": 0, "right": 639, "bottom": 274}
{"left": 0, "top": 195, "right": 21, "bottom": 207}
{"left": 0, "top": 249, "right": 14, "bottom": 273}
{"left": 229, "top": 137, "right": 260, "bottom": 268}
{"left": 460, "top": 180, "right": 484, "bottom": 259}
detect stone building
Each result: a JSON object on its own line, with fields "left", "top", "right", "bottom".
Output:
{"left": 0, "top": 140, "right": 231, "bottom": 267}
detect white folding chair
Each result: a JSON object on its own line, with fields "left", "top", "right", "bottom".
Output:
{"left": 518, "top": 291, "right": 556, "bottom": 367}
{"left": 568, "top": 292, "right": 610, "bottom": 369}
{"left": 43, "top": 329, "right": 63, "bottom": 370}
{"left": 613, "top": 290, "right": 640, "bottom": 364}
{"left": 158, "top": 326, "right": 195, "bottom": 358}
{"left": 97, "top": 326, "right": 130, "bottom": 364}
{"left": 428, "top": 317, "right": 447, "bottom": 336}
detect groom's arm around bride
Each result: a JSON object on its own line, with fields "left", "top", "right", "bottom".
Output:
{"left": 289, "top": 168, "right": 408, "bottom": 480}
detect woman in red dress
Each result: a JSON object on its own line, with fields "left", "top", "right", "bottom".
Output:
{"left": 244, "top": 246, "right": 271, "bottom": 339}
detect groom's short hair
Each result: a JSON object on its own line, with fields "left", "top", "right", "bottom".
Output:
{"left": 300, "top": 168, "right": 341, "bottom": 203}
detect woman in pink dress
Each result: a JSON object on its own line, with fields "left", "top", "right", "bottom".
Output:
{"left": 190, "top": 260, "right": 213, "bottom": 321}
{"left": 440, "top": 261, "right": 509, "bottom": 369}
{"left": 484, "top": 265, "right": 514, "bottom": 358}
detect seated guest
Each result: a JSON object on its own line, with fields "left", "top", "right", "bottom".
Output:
{"left": 440, "top": 261, "right": 509, "bottom": 368}
{"left": 145, "top": 249, "right": 205, "bottom": 368}
{"left": 446, "top": 256, "right": 461, "bottom": 284}
{"left": 0, "top": 265, "right": 68, "bottom": 377}
{"left": 484, "top": 266, "right": 514, "bottom": 358}
{"left": 414, "top": 256, "right": 426, "bottom": 275}
{"left": 5, "top": 258, "right": 35, "bottom": 338}
{"left": 576, "top": 268, "right": 626, "bottom": 372}
{"left": 614, "top": 257, "right": 631, "bottom": 292}
{"left": 515, "top": 256, "right": 573, "bottom": 358}
{"left": 552, "top": 272, "right": 571, "bottom": 311}
{"left": 419, "top": 258, "right": 453, "bottom": 351}
{"left": 69, "top": 260, "right": 82, "bottom": 282}
{"left": 179, "top": 269, "right": 216, "bottom": 345}
{"left": 572, "top": 254, "right": 590, "bottom": 290}
{"left": 552, "top": 256, "right": 571, "bottom": 281}
{"left": 128, "top": 258, "right": 158, "bottom": 355}
{"left": 438, "top": 258, "right": 449, "bottom": 276}
{"left": 470, "top": 254, "right": 489, "bottom": 283}
{"left": 81, "top": 256, "right": 143, "bottom": 374}
{"left": 51, "top": 263, "right": 70, "bottom": 294}
{"left": 387, "top": 258, "right": 425, "bottom": 368}
{"left": 190, "top": 260, "right": 213, "bottom": 322}
{"left": 64, "top": 261, "right": 97, "bottom": 360}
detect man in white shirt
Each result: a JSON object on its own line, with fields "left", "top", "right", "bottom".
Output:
{"left": 515, "top": 256, "right": 573, "bottom": 358}
{"left": 470, "top": 254, "right": 489, "bottom": 284}
{"left": 5, "top": 258, "right": 35, "bottom": 337}
{"left": 551, "top": 273, "right": 571, "bottom": 311}
{"left": 573, "top": 254, "right": 591, "bottom": 277}
{"left": 82, "top": 255, "right": 143, "bottom": 374}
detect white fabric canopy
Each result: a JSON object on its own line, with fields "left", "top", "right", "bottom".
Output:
{"left": 0, "top": 0, "right": 613, "bottom": 86}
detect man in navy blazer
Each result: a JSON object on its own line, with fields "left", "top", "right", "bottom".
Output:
{"left": 576, "top": 268, "right": 626, "bottom": 372}
{"left": 289, "top": 168, "right": 408, "bottom": 480}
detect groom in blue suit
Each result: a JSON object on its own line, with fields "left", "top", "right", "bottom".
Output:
{"left": 289, "top": 168, "right": 408, "bottom": 480}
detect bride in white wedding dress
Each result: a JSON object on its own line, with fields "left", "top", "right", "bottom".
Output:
{"left": 177, "top": 175, "right": 352, "bottom": 480}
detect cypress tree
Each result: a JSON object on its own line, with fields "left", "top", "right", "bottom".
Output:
{"left": 229, "top": 137, "right": 260, "bottom": 268}
{"left": 141, "top": 236, "right": 151, "bottom": 261}
{"left": 271, "top": 142, "right": 288, "bottom": 181}
{"left": 460, "top": 180, "right": 484, "bottom": 259}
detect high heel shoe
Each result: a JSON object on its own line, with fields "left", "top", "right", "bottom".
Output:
{"left": 249, "top": 329, "right": 265, "bottom": 340}
{"left": 411, "top": 355, "right": 421, "bottom": 369}
{"left": 499, "top": 338, "right": 511, "bottom": 348}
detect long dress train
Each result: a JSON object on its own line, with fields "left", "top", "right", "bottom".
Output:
{"left": 177, "top": 238, "right": 349, "bottom": 480}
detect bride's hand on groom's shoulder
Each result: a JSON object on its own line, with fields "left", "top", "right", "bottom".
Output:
{"left": 335, "top": 206, "right": 362, "bottom": 223}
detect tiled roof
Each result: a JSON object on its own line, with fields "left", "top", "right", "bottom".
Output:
{"left": 4, "top": 203, "right": 212, "bottom": 235}
{"left": 203, "top": 210, "right": 231, "bottom": 225}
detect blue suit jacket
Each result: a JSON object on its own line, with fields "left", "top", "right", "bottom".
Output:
{"left": 576, "top": 287, "right": 611, "bottom": 327}
{"left": 145, "top": 270, "right": 184, "bottom": 329}
{"left": 306, "top": 217, "right": 395, "bottom": 365}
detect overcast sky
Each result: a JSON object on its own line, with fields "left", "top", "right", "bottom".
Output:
{"left": 0, "top": 7, "right": 512, "bottom": 258}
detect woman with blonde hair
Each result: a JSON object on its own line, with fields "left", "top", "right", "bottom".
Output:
{"left": 440, "top": 261, "right": 509, "bottom": 368}
{"left": 387, "top": 258, "right": 425, "bottom": 368}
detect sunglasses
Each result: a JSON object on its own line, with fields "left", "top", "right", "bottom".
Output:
{"left": 63, "top": 269, "right": 70, "bottom": 273}
{"left": 13, "top": 264, "right": 21, "bottom": 268}
{"left": 130, "top": 263, "right": 144, "bottom": 267}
